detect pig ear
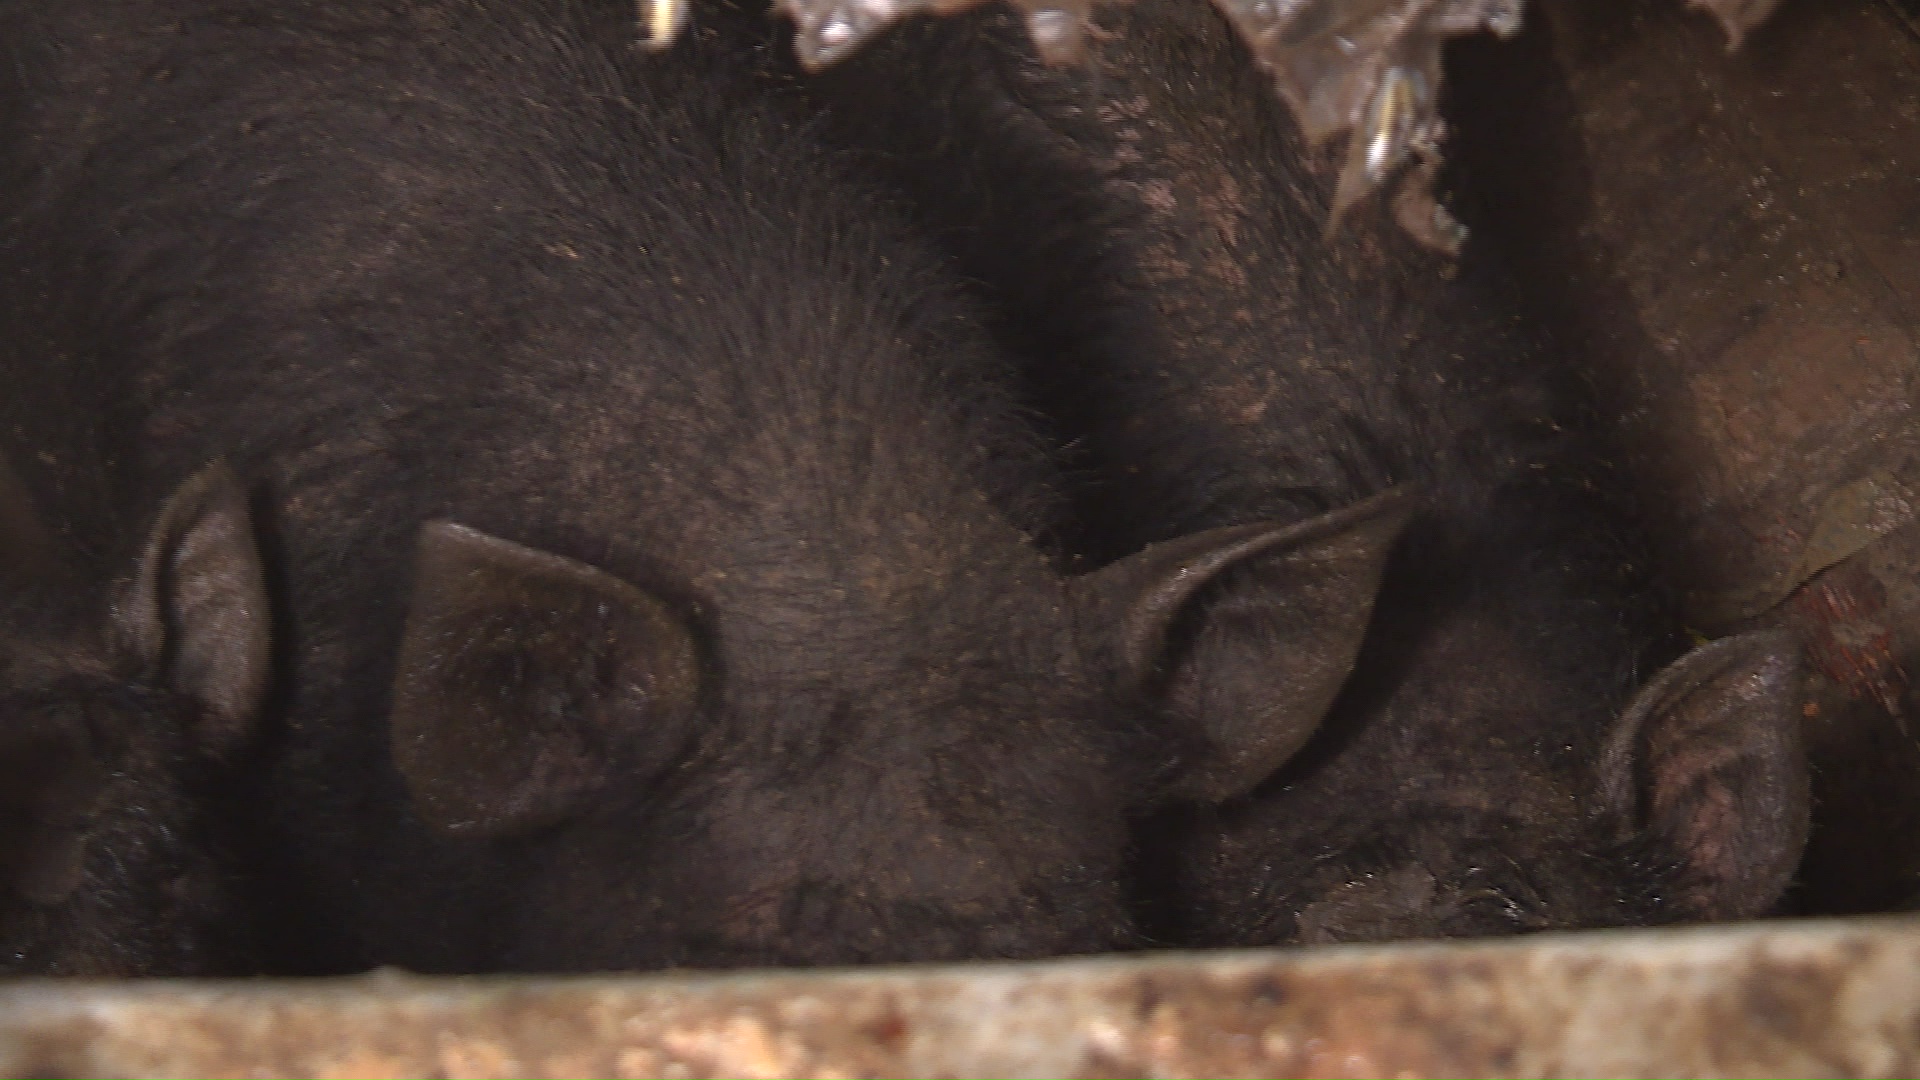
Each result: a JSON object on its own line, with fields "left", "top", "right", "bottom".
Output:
{"left": 1074, "top": 487, "right": 1415, "bottom": 803}
{"left": 111, "top": 460, "right": 272, "bottom": 754}
{"left": 1598, "top": 631, "right": 1810, "bottom": 920}
{"left": 0, "top": 705, "right": 115, "bottom": 906}
{"left": 391, "top": 522, "right": 701, "bottom": 838}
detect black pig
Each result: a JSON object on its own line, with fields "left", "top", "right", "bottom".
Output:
{"left": 0, "top": 462, "right": 269, "bottom": 975}
{"left": 0, "top": 0, "right": 1409, "bottom": 971}
{"left": 793, "top": 0, "right": 1810, "bottom": 941}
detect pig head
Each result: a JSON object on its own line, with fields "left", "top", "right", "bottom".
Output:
{"left": 378, "top": 486, "right": 1415, "bottom": 969}
{"left": 0, "top": 462, "right": 269, "bottom": 975}
{"left": 786, "top": 0, "right": 1811, "bottom": 946}
{"left": 1138, "top": 504, "right": 1811, "bottom": 946}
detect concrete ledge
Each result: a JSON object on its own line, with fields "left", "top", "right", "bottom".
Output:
{"left": 3, "top": 915, "right": 1917, "bottom": 1077}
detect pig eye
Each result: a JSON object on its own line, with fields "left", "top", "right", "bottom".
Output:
{"left": 1444, "top": 855, "right": 1554, "bottom": 932}
{"left": 1447, "top": 881, "right": 1553, "bottom": 933}
{"left": 1451, "top": 886, "right": 1524, "bottom": 923}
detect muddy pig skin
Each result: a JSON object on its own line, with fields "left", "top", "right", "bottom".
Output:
{"left": 796, "top": 0, "right": 1812, "bottom": 942}
{"left": 0, "top": 0, "right": 1415, "bottom": 972}
{"left": 0, "top": 462, "right": 269, "bottom": 975}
